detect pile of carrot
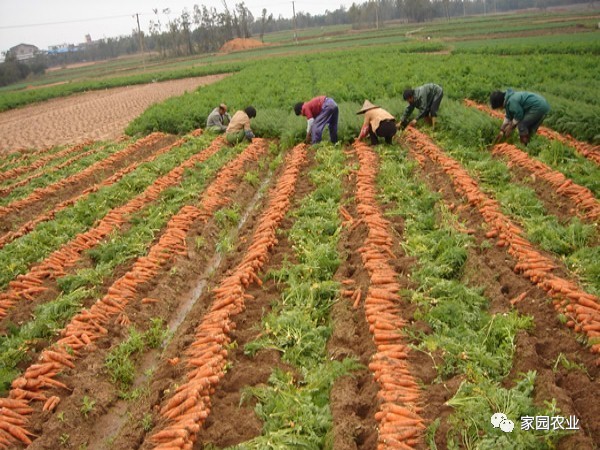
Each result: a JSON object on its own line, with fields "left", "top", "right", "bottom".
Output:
{"left": 0, "top": 131, "right": 200, "bottom": 250}
{"left": 405, "top": 127, "right": 600, "bottom": 364}
{"left": 492, "top": 143, "right": 600, "bottom": 221}
{"left": 0, "top": 138, "right": 268, "bottom": 449}
{"left": 0, "top": 398, "right": 34, "bottom": 447}
{"left": 148, "top": 144, "right": 307, "bottom": 450}
{"left": 0, "top": 141, "right": 93, "bottom": 183}
{"left": 464, "top": 99, "right": 600, "bottom": 166}
{"left": 0, "top": 132, "right": 166, "bottom": 220}
{"left": 0, "top": 136, "right": 224, "bottom": 320}
{"left": 352, "top": 141, "right": 425, "bottom": 450}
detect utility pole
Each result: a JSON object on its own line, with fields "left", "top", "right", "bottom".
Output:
{"left": 292, "top": 1, "right": 298, "bottom": 45}
{"left": 135, "top": 13, "right": 146, "bottom": 70}
{"left": 375, "top": 0, "right": 379, "bottom": 30}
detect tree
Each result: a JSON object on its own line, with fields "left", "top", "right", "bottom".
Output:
{"left": 260, "top": 8, "right": 274, "bottom": 42}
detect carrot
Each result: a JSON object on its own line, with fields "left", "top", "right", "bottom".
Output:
{"left": 353, "top": 290, "right": 362, "bottom": 309}
{"left": 0, "top": 421, "right": 33, "bottom": 445}
{"left": 42, "top": 396, "right": 60, "bottom": 412}
{"left": 43, "top": 350, "right": 75, "bottom": 369}
{"left": 510, "top": 292, "right": 528, "bottom": 306}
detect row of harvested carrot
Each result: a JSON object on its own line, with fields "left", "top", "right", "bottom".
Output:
{"left": 0, "top": 140, "right": 94, "bottom": 183}
{"left": 352, "top": 141, "right": 425, "bottom": 450}
{"left": 463, "top": 99, "right": 600, "bottom": 166}
{"left": 148, "top": 143, "right": 307, "bottom": 450}
{"left": 0, "top": 138, "right": 268, "bottom": 449}
{"left": 405, "top": 127, "right": 600, "bottom": 365}
{"left": 492, "top": 143, "right": 599, "bottom": 221}
{"left": 0, "top": 132, "right": 166, "bottom": 220}
{"left": 0, "top": 132, "right": 199, "bottom": 251}
{"left": 0, "top": 145, "right": 105, "bottom": 197}
{"left": 0, "top": 145, "right": 54, "bottom": 172}
{"left": 0, "top": 135, "right": 219, "bottom": 322}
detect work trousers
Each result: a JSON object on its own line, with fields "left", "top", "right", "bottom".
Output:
{"left": 369, "top": 119, "right": 397, "bottom": 145}
{"left": 311, "top": 98, "right": 339, "bottom": 144}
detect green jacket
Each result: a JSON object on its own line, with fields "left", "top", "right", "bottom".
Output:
{"left": 504, "top": 89, "right": 550, "bottom": 121}
{"left": 401, "top": 83, "right": 443, "bottom": 122}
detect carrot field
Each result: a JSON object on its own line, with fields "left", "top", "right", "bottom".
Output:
{"left": 1, "top": 9, "right": 599, "bottom": 450}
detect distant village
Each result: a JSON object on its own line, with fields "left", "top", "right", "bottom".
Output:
{"left": 8, "top": 34, "right": 98, "bottom": 62}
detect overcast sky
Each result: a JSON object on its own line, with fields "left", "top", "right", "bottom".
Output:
{"left": 0, "top": 0, "right": 353, "bottom": 52}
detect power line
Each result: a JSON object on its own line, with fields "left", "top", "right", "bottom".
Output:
{"left": 0, "top": 14, "right": 146, "bottom": 30}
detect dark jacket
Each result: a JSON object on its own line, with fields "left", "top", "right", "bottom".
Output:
{"left": 504, "top": 89, "right": 550, "bottom": 121}
{"left": 401, "top": 83, "right": 443, "bottom": 122}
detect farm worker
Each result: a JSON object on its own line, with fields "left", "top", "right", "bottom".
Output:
{"left": 225, "top": 106, "right": 256, "bottom": 144}
{"left": 356, "top": 100, "right": 397, "bottom": 145}
{"left": 206, "top": 103, "right": 231, "bottom": 133}
{"left": 399, "top": 83, "right": 444, "bottom": 129}
{"left": 490, "top": 89, "right": 550, "bottom": 146}
{"left": 293, "top": 96, "right": 339, "bottom": 144}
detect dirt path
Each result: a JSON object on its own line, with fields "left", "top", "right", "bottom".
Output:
{"left": 0, "top": 74, "right": 229, "bottom": 153}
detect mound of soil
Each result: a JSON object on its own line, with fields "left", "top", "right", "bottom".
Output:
{"left": 219, "top": 38, "right": 266, "bottom": 53}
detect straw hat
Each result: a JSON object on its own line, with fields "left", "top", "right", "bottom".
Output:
{"left": 357, "top": 100, "right": 379, "bottom": 114}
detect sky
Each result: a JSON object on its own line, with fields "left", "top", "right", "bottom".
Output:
{"left": 0, "top": 0, "right": 355, "bottom": 53}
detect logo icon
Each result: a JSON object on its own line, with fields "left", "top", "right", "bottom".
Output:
{"left": 491, "top": 413, "right": 514, "bottom": 433}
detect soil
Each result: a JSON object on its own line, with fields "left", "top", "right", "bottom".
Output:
{"left": 407, "top": 145, "right": 600, "bottom": 449}
{"left": 0, "top": 74, "right": 229, "bottom": 154}
{"left": 219, "top": 38, "right": 267, "bottom": 53}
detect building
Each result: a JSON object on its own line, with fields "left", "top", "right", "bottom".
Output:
{"left": 8, "top": 43, "right": 39, "bottom": 61}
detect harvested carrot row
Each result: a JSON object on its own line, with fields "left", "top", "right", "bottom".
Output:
{"left": 491, "top": 143, "right": 599, "bottom": 221}
{"left": 0, "top": 141, "right": 94, "bottom": 183}
{"left": 0, "top": 132, "right": 166, "bottom": 220}
{"left": 0, "top": 146, "right": 105, "bottom": 197}
{"left": 147, "top": 143, "right": 308, "bottom": 450}
{"left": 353, "top": 140, "right": 425, "bottom": 449}
{"left": 464, "top": 99, "right": 600, "bottom": 166}
{"left": 0, "top": 136, "right": 224, "bottom": 320}
{"left": 405, "top": 127, "right": 600, "bottom": 363}
{"left": 0, "top": 138, "right": 270, "bottom": 450}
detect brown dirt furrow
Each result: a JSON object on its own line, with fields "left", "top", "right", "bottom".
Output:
{"left": 404, "top": 128, "right": 600, "bottom": 360}
{"left": 0, "top": 74, "right": 230, "bottom": 153}
{"left": 0, "top": 139, "right": 270, "bottom": 450}
{"left": 0, "top": 140, "right": 94, "bottom": 184}
{"left": 0, "top": 131, "right": 201, "bottom": 251}
{"left": 0, "top": 132, "right": 172, "bottom": 235}
{"left": 464, "top": 99, "right": 600, "bottom": 165}
{"left": 144, "top": 144, "right": 307, "bottom": 450}
{"left": 352, "top": 141, "right": 426, "bottom": 449}
{"left": 408, "top": 145, "right": 600, "bottom": 449}
{"left": 328, "top": 148, "right": 381, "bottom": 450}
{"left": 492, "top": 143, "right": 600, "bottom": 221}
{"left": 0, "top": 135, "right": 221, "bottom": 330}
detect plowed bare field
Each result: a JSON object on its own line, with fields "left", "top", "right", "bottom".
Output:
{"left": 0, "top": 75, "right": 229, "bottom": 153}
